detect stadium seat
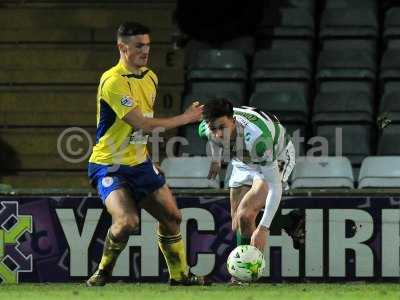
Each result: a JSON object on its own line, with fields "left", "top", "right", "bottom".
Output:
{"left": 379, "top": 91, "right": 400, "bottom": 122}
{"left": 182, "top": 92, "right": 243, "bottom": 110}
{"left": 252, "top": 49, "right": 312, "bottom": 81}
{"left": 315, "top": 124, "right": 372, "bottom": 166}
{"left": 249, "top": 91, "right": 308, "bottom": 124}
{"left": 384, "top": 8, "right": 400, "bottom": 49}
{"left": 160, "top": 157, "right": 220, "bottom": 188}
{"left": 291, "top": 157, "right": 354, "bottom": 188}
{"left": 177, "top": 122, "right": 209, "bottom": 157}
{"left": 187, "top": 49, "right": 247, "bottom": 103}
{"left": 185, "top": 37, "right": 255, "bottom": 66}
{"left": 256, "top": 8, "right": 315, "bottom": 39}
{"left": 189, "top": 82, "right": 246, "bottom": 105}
{"left": 321, "top": 39, "right": 377, "bottom": 57}
{"left": 358, "top": 156, "right": 400, "bottom": 188}
{"left": 324, "top": 0, "right": 376, "bottom": 9}
{"left": 316, "top": 49, "right": 376, "bottom": 94}
{"left": 0, "top": 88, "right": 96, "bottom": 126}
{"left": 377, "top": 125, "right": 400, "bottom": 155}
{"left": 220, "top": 36, "right": 256, "bottom": 59}
{"left": 253, "top": 82, "right": 311, "bottom": 108}
{"left": 317, "top": 49, "right": 376, "bottom": 81}
{"left": 313, "top": 91, "right": 373, "bottom": 124}
{"left": 320, "top": 8, "right": 378, "bottom": 39}
{"left": 187, "top": 49, "right": 247, "bottom": 80}
{"left": 256, "top": 39, "right": 313, "bottom": 59}
{"left": 380, "top": 50, "right": 400, "bottom": 87}
{"left": 267, "top": 0, "right": 315, "bottom": 10}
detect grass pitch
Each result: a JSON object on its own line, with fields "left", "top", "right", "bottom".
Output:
{"left": 0, "top": 283, "right": 398, "bottom": 300}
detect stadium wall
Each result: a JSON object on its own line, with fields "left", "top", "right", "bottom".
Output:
{"left": 0, "top": 196, "right": 398, "bottom": 283}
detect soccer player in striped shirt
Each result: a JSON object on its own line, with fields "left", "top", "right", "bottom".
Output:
{"left": 198, "top": 98, "right": 300, "bottom": 253}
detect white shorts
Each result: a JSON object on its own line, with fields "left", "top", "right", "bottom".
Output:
{"left": 228, "top": 141, "right": 296, "bottom": 188}
{"left": 228, "top": 160, "right": 281, "bottom": 188}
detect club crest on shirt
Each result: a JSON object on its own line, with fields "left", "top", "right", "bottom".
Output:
{"left": 102, "top": 176, "right": 114, "bottom": 188}
{"left": 121, "top": 96, "right": 134, "bottom": 107}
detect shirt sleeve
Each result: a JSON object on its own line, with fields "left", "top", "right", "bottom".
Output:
{"left": 198, "top": 120, "right": 210, "bottom": 139}
{"left": 101, "top": 76, "right": 138, "bottom": 119}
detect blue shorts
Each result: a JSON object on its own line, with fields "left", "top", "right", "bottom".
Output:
{"left": 88, "top": 160, "right": 166, "bottom": 203}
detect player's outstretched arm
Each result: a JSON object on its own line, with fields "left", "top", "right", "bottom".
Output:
{"left": 123, "top": 101, "right": 203, "bottom": 132}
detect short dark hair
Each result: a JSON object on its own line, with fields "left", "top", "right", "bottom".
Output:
{"left": 203, "top": 98, "right": 234, "bottom": 122}
{"left": 117, "top": 22, "right": 150, "bottom": 39}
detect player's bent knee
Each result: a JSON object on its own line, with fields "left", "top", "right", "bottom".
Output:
{"left": 115, "top": 215, "right": 139, "bottom": 235}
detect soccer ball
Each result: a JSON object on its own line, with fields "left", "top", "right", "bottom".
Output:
{"left": 227, "top": 245, "right": 265, "bottom": 282}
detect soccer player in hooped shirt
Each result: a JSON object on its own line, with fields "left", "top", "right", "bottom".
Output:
{"left": 198, "top": 98, "right": 297, "bottom": 252}
{"left": 87, "top": 22, "right": 208, "bottom": 286}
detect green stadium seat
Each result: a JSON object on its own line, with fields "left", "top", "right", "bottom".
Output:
{"left": 384, "top": 8, "right": 400, "bottom": 48}
{"left": 315, "top": 124, "right": 373, "bottom": 166}
{"left": 321, "top": 39, "right": 377, "bottom": 57}
{"left": 252, "top": 49, "right": 312, "bottom": 81}
{"left": 313, "top": 91, "right": 373, "bottom": 124}
{"left": 182, "top": 92, "right": 243, "bottom": 110}
{"left": 267, "top": 0, "right": 315, "bottom": 10}
{"left": 256, "top": 39, "right": 313, "bottom": 60}
{"left": 380, "top": 50, "right": 400, "bottom": 88}
{"left": 249, "top": 91, "right": 308, "bottom": 124}
{"left": 317, "top": 49, "right": 376, "bottom": 81}
{"left": 378, "top": 125, "right": 400, "bottom": 155}
{"left": 379, "top": 92, "right": 400, "bottom": 123}
{"left": 256, "top": 8, "right": 315, "bottom": 39}
{"left": 187, "top": 49, "right": 247, "bottom": 80}
{"left": 178, "top": 123, "right": 209, "bottom": 157}
{"left": 324, "top": 0, "right": 376, "bottom": 9}
{"left": 320, "top": 8, "right": 378, "bottom": 39}
{"left": 317, "top": 49, "right": 376, "bottom": 94}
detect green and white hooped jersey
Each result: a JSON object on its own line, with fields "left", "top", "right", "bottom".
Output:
{"left": 198, "top": 106, "right": 287, "bottom": 164}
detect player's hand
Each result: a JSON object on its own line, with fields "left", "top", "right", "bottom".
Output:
{"left": 207, "top": 161, "right": 221, "bottom": 179}
{"left": 184, "top": 101, "right": 204, "bottom": 123}
{"left": 251, "top": 225, "right": 269, "bottom": 251}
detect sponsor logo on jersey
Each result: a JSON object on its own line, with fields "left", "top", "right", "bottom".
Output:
{"left": 121, "top": 96, "right": 134, "bottom": 107}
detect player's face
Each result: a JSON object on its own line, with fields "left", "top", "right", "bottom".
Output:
{"left": 122, "top": 34, "right": 151, "bottom": 68}
{"left": 208, "top": 116, "right": 236, "bottom": 141}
